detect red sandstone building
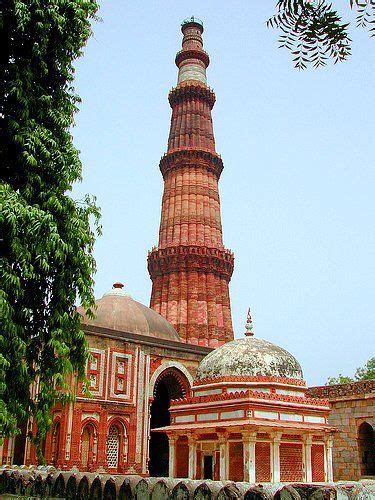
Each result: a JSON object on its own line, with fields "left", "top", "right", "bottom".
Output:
{"left": 3, "top": 17, "right": 372, "bottom": 484}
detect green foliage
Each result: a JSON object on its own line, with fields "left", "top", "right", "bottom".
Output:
{"left": 268, "top": 0, "right": 375, "bottom": 69}
{"left": 0, "top": 0, "right": 100, "bottom": 462}
{"left": 268, "top": 0, "right": 350, "bottom": 69}
{"left": 327, "top": 374, "right": 354, "bottom": 385}
{"left": 327, "top": 357, "right": 375, "bottom": 385}
{"left": 355, "top": 356, "right": 375, "bottom": 381}
{"left": 351, "top": 0, "right": 375, "bottom": 37}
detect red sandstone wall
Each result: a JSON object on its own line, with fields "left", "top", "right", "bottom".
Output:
{"left": 280, "top": 443, "right": 303, "bottom": 482}
{"left": 176, "top": 440, "right": 189, "bottom": 478}
{"left": 229, "top": 442, "right": 243, "bottom": 482}
{"left": 255, "top": 442, "right": 271, "bottom": 482}
{"left": 20, "top": 332, "right": 204, "bottom": 475}
{"left": 312, "top": 444, "right": 325, "bottom": 482}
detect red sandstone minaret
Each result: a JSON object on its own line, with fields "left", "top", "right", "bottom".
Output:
{"left": 148, "top": 17, "right": 234, "bottom": 348}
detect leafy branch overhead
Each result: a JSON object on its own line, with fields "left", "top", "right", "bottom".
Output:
{"left": 352, "top": 0, "right": 375, "bottom": 35}
{"left": 268, "top": 0, "right": 375, "bottom": 69}
{"left": 1, "top": 0, "right": 100, "bottom": 462}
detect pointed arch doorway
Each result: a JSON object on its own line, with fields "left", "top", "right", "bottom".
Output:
{"left": 149, "top": 367, "right": 190, "bottom": 477}
{"left": 358, "top": 421, "right": 375, "bottom": 476}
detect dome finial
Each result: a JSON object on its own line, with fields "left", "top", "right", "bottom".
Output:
{"left": 104, "top": 282, "right": 128, "bottom": 297}
{"left": 245, "top": 307, "right": 254, "bottom": 337}
{"left": 113, "top": 282, "right": 124, "bottom": 289}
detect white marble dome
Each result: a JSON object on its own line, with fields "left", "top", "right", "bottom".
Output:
{"left": 195, "top": 335, "right": 303, "bottom": 381}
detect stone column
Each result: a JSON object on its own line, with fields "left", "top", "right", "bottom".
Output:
{"left": 324, "top": 435, "right": 334, "bottom": 482}
{"left": 188, "top": 434, "right": 198, "bottom": 479}
{"left": 7, "top": 437, "right": 15, "bottom": 465}
{"left": 242, "top": 432, "right": 257, "bottom": 483}
{"left": 64, "top": 402, "right": 74, "bottom": 461}
{"left": 271, "top": 432, "right": 282, "bottom": 483}
{"left": 303, "top": 434, "right": 313, "bottom": 482}
{"left": 168, "top": 434, "right": 177, "bottom": 478}
{"left": 218, "top": 433, "right": 228, "bottom": 481}
{"left": 145, "top": 399, "right": 153, "bottom": 475}
{"left": 70, "top": 406, "right": 82, "bottom": 467}
{"left": 96, "top": 409, "right": 107, "bottom": 471}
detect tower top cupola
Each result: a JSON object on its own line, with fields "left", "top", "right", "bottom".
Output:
{"left": 181, "top": 16, "right": 204, "bottom": 32}
{"left": 177, "top": 16, "right": 209, "bottom": 85}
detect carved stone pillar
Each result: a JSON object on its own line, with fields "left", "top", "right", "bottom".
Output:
{"left": 218, "top": 433, "right": 228, "bottom": 481}
{"left": 271, "top": 432, "right": 282, "bottom": 483}
{"left": 243, "top": 431, "right": 257, "bottom": 482}
{"left": 96, "top": 409, "right": 107, "bottom": 471}
{"left": 324, "top": 434, "right": 334, "bottom": 482}
{"left": 168, "top": 434, "right": 177, "bottom": 478}
{"left": 303, "top": 434, "right": 313, "bottom": 482}
{"left": 188, "top": 434, "right": 198, "bottom": 479}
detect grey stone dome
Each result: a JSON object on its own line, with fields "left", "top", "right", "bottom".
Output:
{"left": 78, "top": 283, "right": 180, "bottom": 342}
{"left": 196, "top": 336, "right": 303, "bottom": 381}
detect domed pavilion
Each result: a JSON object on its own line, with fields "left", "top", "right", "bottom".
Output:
{"left": 153, "top": 310, "right": 335, "bottom": 483}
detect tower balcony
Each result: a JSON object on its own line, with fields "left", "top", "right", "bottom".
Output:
{"left": 147, "top": 245, "right": 234, "bottom": 282}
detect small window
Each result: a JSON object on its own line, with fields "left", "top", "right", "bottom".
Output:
{"left": 114, "top": 357, "right": 128, "bottom": 395}
{"left": 87, "top": 352, "right": 101, "bottom": 391}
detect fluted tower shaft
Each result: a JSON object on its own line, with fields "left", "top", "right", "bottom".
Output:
{"left": 148, "top": 18, "right": 234, "bottom": 347}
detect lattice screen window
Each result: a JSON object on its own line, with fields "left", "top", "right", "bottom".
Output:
{"left": 106, "top": 426, "right": 119, "bottom": 468}
{"left": 87, "top": 352, "right": 101, "bottom": 391}
{"left": 114, "top": 357, "right": 128, "bottom": 394}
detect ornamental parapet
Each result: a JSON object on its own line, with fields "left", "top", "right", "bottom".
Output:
{"left": 148, "top": 245, "right": 234, "bottom": 281}
{"left": 195, "top": 374, "right": 307, "bottom": 387}
{"left": 175, "top": 48, "right": 210, "bottom": 68}
{"left": 307, "top": 379, "right": 375, "bottom": 400}
{"left": 169, "top": 83, "right": 216, "bottom": 109}
{"left": 170, "top": 388, "right": 329, "bottom": 408}
{"left": 159, "top": 149, "right": 223, "bottom": 179}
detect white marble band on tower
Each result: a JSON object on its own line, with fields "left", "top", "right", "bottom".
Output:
{"left": 178, "top": 62, "right": 206, "bottom": 84}
{"left": 176, "top": 17, "right": 209, "bottom": 85}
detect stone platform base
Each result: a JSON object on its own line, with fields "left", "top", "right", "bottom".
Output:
{"left": 1, "top": 467, "right": 374, "bottom": 499}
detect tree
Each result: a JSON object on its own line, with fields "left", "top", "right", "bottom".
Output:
{"left": 354, "top": 356, "right": 375, "bottom": 381}
{"left": 327, "top": 374, "right": 354, "bottom": 385}
{"left": 327, "top": 357, "right": 375, "bottom": 385}
{"left": 268, "top": 0, "right": 375, "bottom": 69}
{"left": 1, "top": 0, "right": 100, "bottom": 462}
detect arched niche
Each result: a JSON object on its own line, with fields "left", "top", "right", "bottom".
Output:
{"left": 51, "top": 419, "right": 61, "bottom": 466}
{"left": 149, "top": 365, "right": 191, "bottom": 477}
{"left": 358, "top": 421, "right": 375, "bottom": 476}
{"left": 106, "top": 418, "right": 128, "bottom": 473}
{"left": 80, "top": 421, "right": 98, "bottom": 470}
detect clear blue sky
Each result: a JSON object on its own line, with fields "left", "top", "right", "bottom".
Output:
{"left": 73, "top": 1, "right": 375, "bottom": 386}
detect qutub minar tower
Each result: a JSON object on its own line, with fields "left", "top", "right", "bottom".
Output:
{"left": 148, "top": 17, "right": 234, "bottom": 348}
